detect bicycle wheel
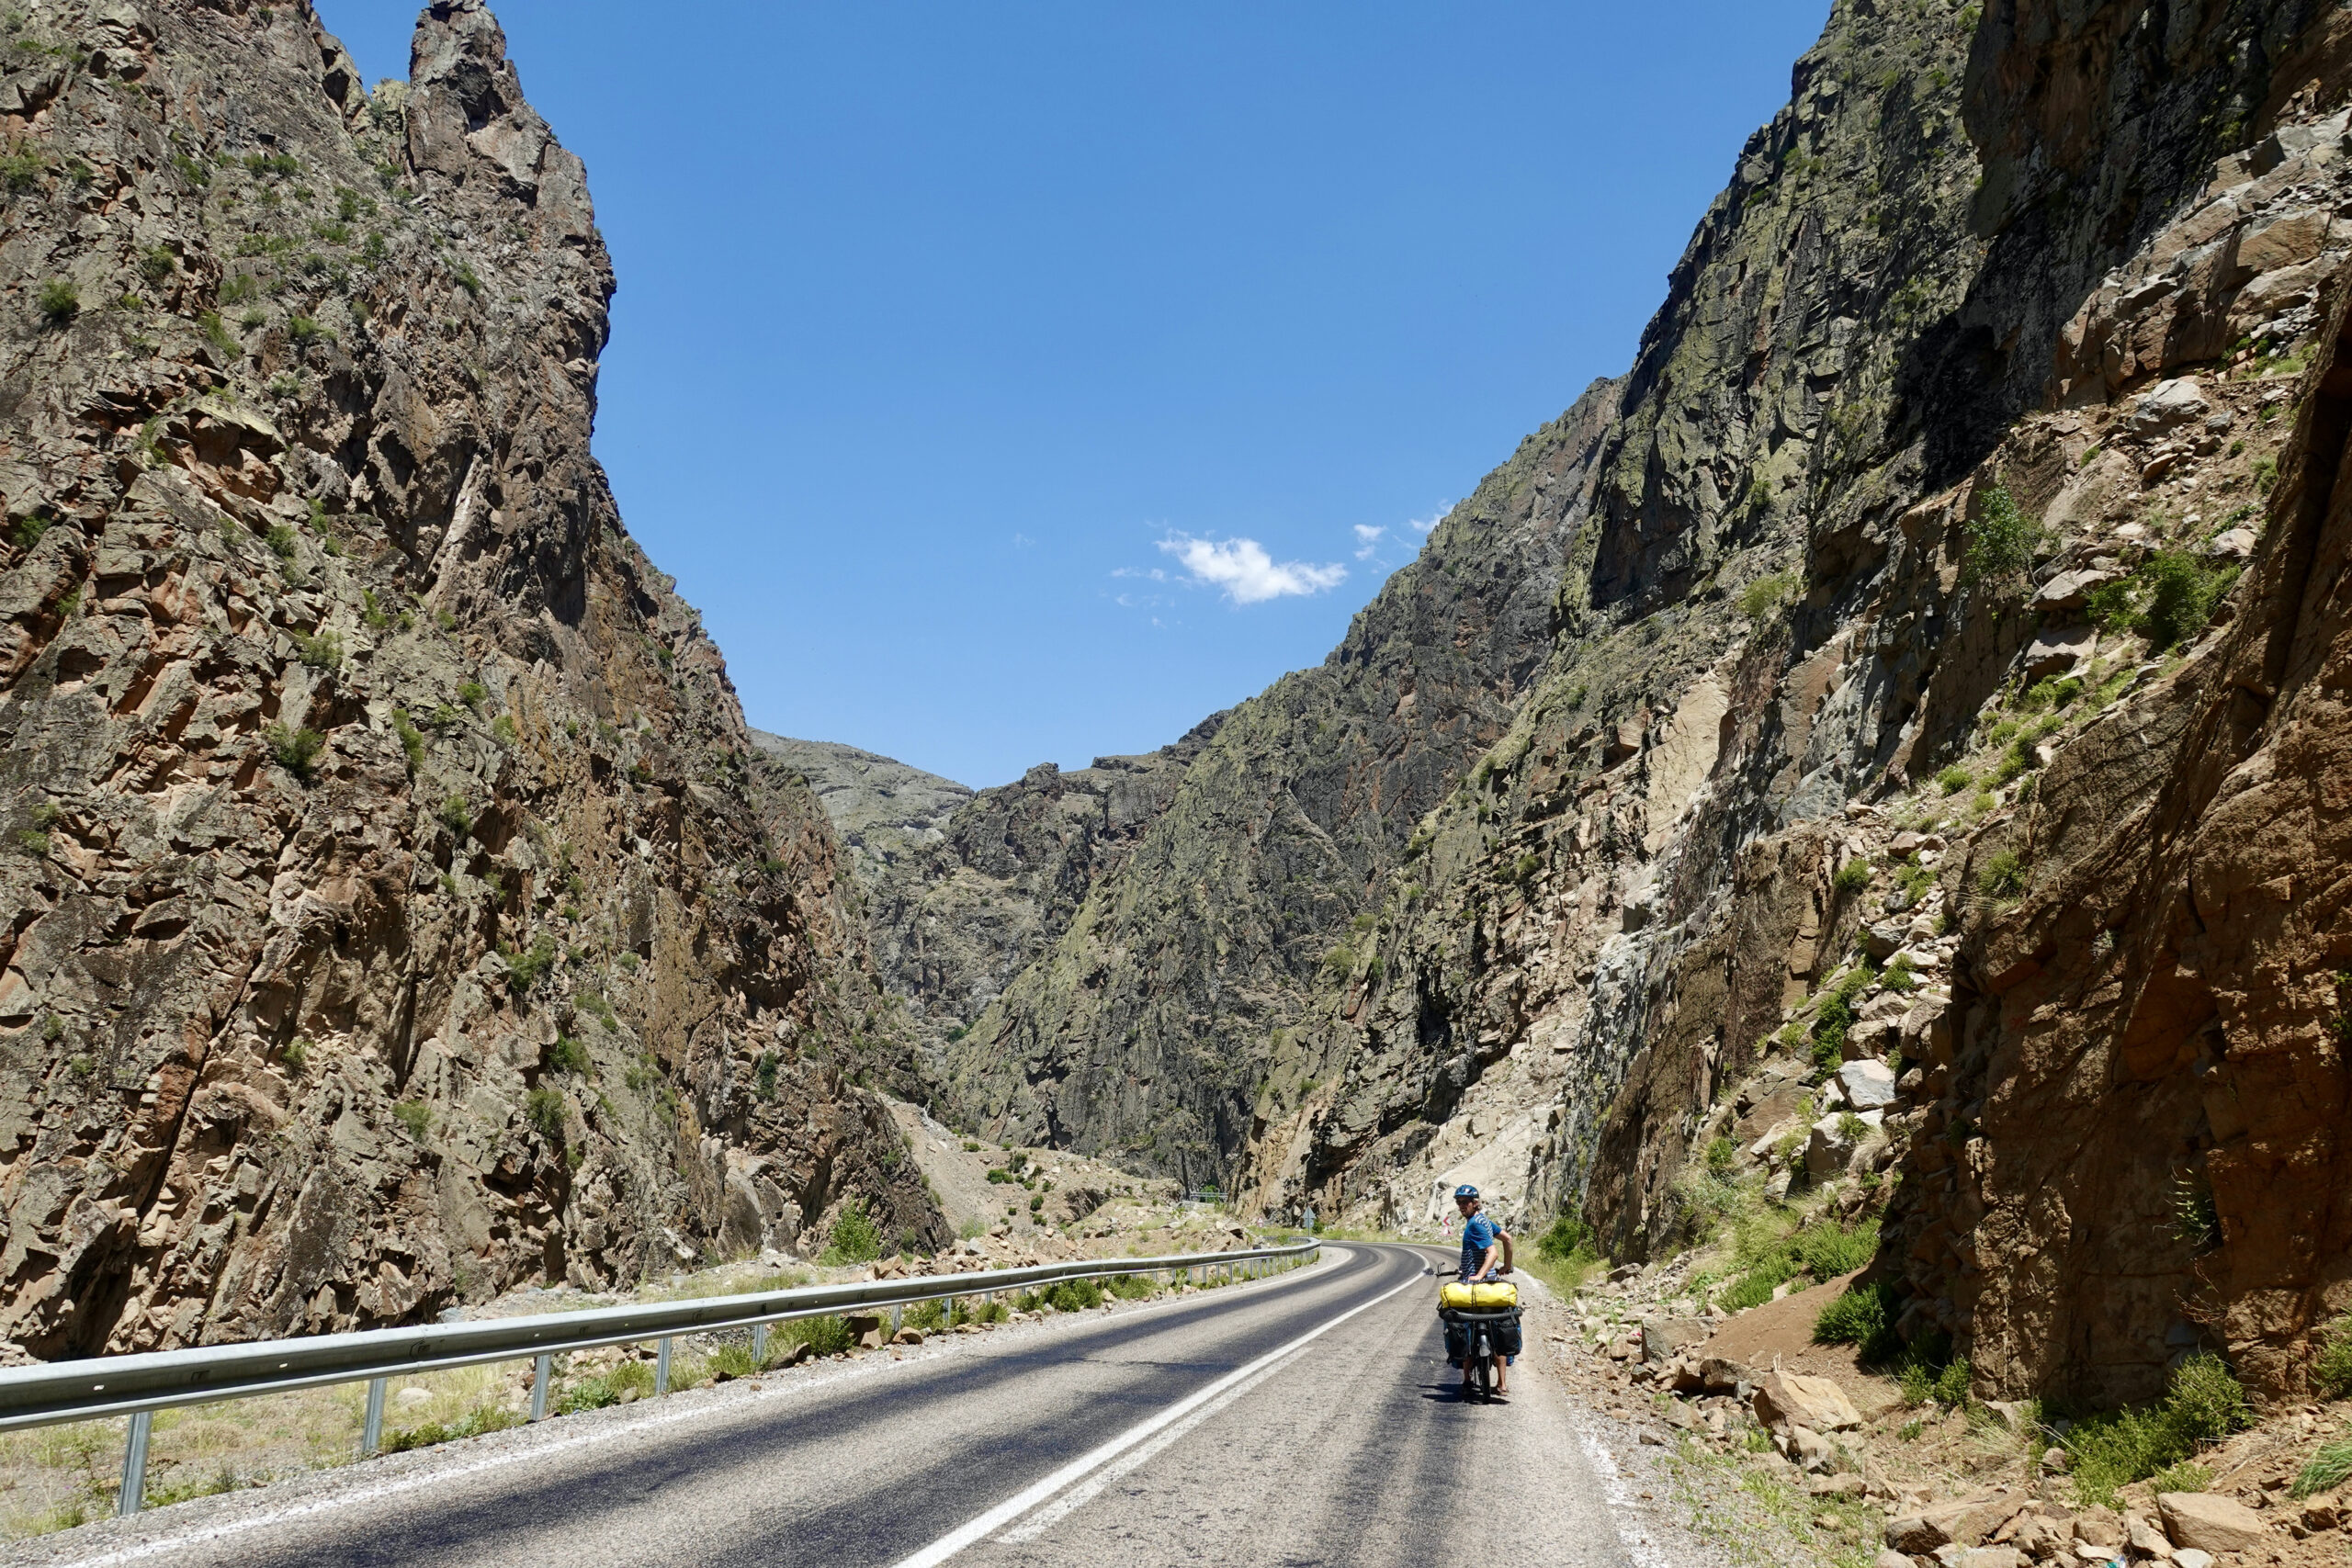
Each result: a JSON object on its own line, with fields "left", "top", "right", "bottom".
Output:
{"left": 1472, "top": 1335, "right": 1491, "bottom": 1403}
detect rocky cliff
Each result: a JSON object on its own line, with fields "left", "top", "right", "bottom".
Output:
{"left": 0, "top": 0, "right": 936, "bottom": 1360}
{"left": 780, "top": 0, "right": 2352, "bottom": 1413}
{"left": 1235, "top": 0, "right": 2352, "bottom": 1411}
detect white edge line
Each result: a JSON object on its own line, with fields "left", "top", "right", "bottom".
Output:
{"left": 996, "top": 1358, "right": 1286, "bottom": 1542}
{"left": 887, "top": 1259, "right": 1431, "bottom": 1568}
{"left": 40, "top": 1247, "right": 1356, "bottom": 1568}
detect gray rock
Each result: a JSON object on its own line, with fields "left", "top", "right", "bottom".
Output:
{"left": 2127, "top": 377, "right": 2210, "bottom": 434}
{"left": 1838, "top": 1059, "right": 1899, "bottom": 1109}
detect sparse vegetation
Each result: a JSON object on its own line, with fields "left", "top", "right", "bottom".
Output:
{"left": 820, "top": 1201, "right": 881, "bottom": 1265}
{"left": 36, "top": 276, "right": 75, "bottom": 323}
{"left": 1977, "top": 848, "right": 2027, "bottom": 902}
{"left": 1814, "top": 1278, "right": 1901, "bottom": 1360}
{"left": 1964, "top": 485, "right": 2041, "bottom": 585}
{"left": 1738, "top": 570, "right": 1794, "bottom": 623}
{"left": 392, "top": 1100, "right": 432, "bottom": 1140}
{"left": 1833, "top": 856, "right": 1871, "bottom": 895}
{"left": 548, "top": 1033, "right": 591, "bottom": 1076}
{"left": 524, "top": 1087, "right": 566, "bottom": 1145}
{"left": 2313, "top": 1310, "right": 2352, "bottom": 1399}
{"left": 263, "top": 723, "right": 324, "bottom": 780}
{"left": 503, "top": 933, "right": 558, "bottom": 993}
{"left": 2061, "top": 1353, "right": 2252, "bottom": 1506}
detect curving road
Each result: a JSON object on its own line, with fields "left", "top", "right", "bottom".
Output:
{"left": 21, "top": 1245, "right": 1665, "bottom": 1568}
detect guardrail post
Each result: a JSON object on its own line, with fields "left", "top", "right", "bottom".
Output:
{"left": 363, "top": 1375, "right": 387, "bottom": 1454}
{"left": 655, "top": 1338, "right": 672, "bottom": 1397}
{"left": 890, "top": 1303, "right": 902, "bottom": 1337}
{"left": 753, "top": 1323, "right": 768, "bottom": 1367}
{"left": 530, "top": 1355, "right": 551, "bottom": 1422}
{"left": 118, "top": 1410, "right": 151, "bottom": 1516}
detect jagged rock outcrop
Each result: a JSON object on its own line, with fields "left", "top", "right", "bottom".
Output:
{"left": 0, "top": 0, "right": 935, "bottom": 1360}
{"left": 780, "top": 720, "right": 1225, "bottom": 1062}
{"left": 748, "top": 733, "right": 971, "bottom": 891}
{"left": 1223, "top": 0, "right": 2352, "bottom": 1410}
{"left": 933, "top": 386, "right": 1615, "bottom": 1184}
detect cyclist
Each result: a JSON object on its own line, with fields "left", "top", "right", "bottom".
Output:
{"left": 1452, "top": 1184, "right": 1514, "bottom": 1396}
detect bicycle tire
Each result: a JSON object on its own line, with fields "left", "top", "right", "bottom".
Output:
{"left": 1472, "top": 1336, "right": 1491, "bottom": 1403}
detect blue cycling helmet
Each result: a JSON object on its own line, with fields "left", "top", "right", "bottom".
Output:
{"left": 1453, "top": 1184, "right": 1479, "bottom": 1200}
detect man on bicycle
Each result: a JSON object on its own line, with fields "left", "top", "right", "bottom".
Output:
{"left": 1453, "top": 1184, "right": 1513, "bottom": 1396}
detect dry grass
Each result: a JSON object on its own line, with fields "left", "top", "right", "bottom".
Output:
{"left": 0, "top": 1359, "right": 545, "bottom": 1542}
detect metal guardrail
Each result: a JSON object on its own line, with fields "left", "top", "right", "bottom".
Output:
{"left": 0, "top": 1240, "right": 1319, "bottom": 1517}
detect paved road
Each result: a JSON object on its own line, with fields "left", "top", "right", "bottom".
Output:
{"left": 26, "top": 1245, "right": 1663, "bottom": 1568}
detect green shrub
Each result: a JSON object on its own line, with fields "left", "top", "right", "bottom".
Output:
{"left": 1882, "top": 953, "right": 1917, "bottom": 992}
{"left": 820, "top": 1201, "right": 881, "bottom": 1265}
{"left": 292, "top": 627, "right": 341, "bottom": 671}
{"left": 458, "top": 679, "right": 488, "bottom": 707}
{"left": 1978, "top": 849, "right": 2027, "bottom": 901}
{"left": 1536, "top": 1213, "right": 1596, "bottom": 1262}
{"left": 1815, "top": 1280, "right": 1902, "bottom": 1360}
{"left": 138, "top": 245, "right": 175, "bottom": 283}
{"left": 1044, "top": 1278, "right": 1103, "bottom": 1313}
{"left": 1834, "top": 857, "right": 1872, "bottom": 895}
{"left": 547, "top": 1033, "right": 591, "bottom": 1075}
{"left": 2293, "top": 1438, "right": 2352, "bottom": 1499}
{"left": 986, "top": 1167, "right": 1012, "bottom": 1184}
{"left": 2314, "top": 1312, "right": 2352, "bottom": 1398}
{"left": 705, "top": 1343, "right": 760, "bottom": 1381}
{"left": 492, "top": 713, "right": 518, "bottom": 746}
{"left": 1795, "top": 1221, "right": 1877, "bottom": 1279}
{"left": 1965, "top": 485, "right": 2040, "bottom": 584}
{"left": 754, "top": 1049, "right": 780, "bottom": 1100}
{"left": 2064, "top": 1352, "right": 2252, "bottom": 1506}
{"left": 1107, "top": 1272, "right": 1158, "bottom": 1300}
{"left": 1738, "top": 571, "right": 1794, "bottom": 623}
{"left": 1936, "top": 764, "right": 1973, "bottom": 796}
{"left": 2142, "top": 551, "right": 2236, "bottom": 651}
{"left": 438, "top": 794, "right": 472, "bottom": 838}
{"left": 281, "top": 1037, "right": 309, "bottom": 1074}
{"left": 392, "top": 1100, "right": 431, "bottom": 1140}
{"left": 558, "top": 1358, "right": 656, "bottom": 1412}
{"left": 501, "top": 933, "right": 557, "bottom": 992}
{"left": 264, "top": 723, "right": 324, "bottom": 780}
{"left": 381, "top": 1404, "right": 518, "bottom": 1453}
{"left": 525, "top": 1087, "right": 566, "bottom": 1145}
{"left": 1720, "top": 1270, "right": 1781, "bottom": 1312}
{"left": 0, "top": 144, "right": 42, "bottom": 190}
{"left": 36, "top": 276, "right": 75, "bottom": 323}
{"left": 390, "top": 707, "right": 425, "bottom": 770}
{"left": 2022, "top": 676, "right": 2083, "bottom": 712}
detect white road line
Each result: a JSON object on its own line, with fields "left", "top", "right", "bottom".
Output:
{"left": 35, "top": 1249, "right": 1358, "bottom": 1568}
{"left": 888, "top": 1262, "right": 1433, "bottom": 1568}
{"left": 996, "top": 1358, "right": 1285, "bottom": 1542}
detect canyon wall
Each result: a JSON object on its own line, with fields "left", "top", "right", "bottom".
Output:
{"left": 0, "top": 0, "right": 935, "bottom": 1360}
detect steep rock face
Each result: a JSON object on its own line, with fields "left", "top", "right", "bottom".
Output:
{"left": 747, "top": 733, "right": 971, "bottom": 891}
{"left": 937, "top": 383, "right": 1615, "bottom": 1184}
{"left": 1240, "top": 0, "right": 1991, "bottom": 1225}
{"left": 0, "top": 0, "right": 933, "bottom": 1359}
{"left": 1234, "top": 0, "right": 2352, "bottom": 1411}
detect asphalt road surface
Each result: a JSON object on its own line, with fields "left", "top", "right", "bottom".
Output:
{"left": 25, "top": 1245, "right": 1673, "bottom": 1568}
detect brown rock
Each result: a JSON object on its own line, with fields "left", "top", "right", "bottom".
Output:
{"left": 2157, "top": 1494, "right": 2268, "bottom": 1554}
{"left": 1754, "top": 1369, "right": 1865, "bottom": 1432}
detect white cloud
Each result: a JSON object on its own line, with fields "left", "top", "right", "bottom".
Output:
{"left": 1408, "top": 501, "right": 1454, "bottom": 535}
{"left": 1352, "top": 524, "right": 1385, "bottom": 560}
{"left": 1157, "top": 533, "right": 1347, "bottom": 605}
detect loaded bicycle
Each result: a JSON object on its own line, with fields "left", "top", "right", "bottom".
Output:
{"left": 1438, "top": 1183, "right": 1522, "bottom": 1403}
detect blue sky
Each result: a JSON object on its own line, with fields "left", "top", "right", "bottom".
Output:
{"left": 319, "top": 2, "right": 1831, "bottom": 788}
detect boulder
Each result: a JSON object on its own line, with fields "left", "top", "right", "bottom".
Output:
{"left": 1782, "top": 1422, "right": 1838, "bottom": 1472}
{"left": 1700, "top": 1355, "right": 1752, "bottom": 1393}
{"left": 1875, "top": 1552, "right": 1915, "bottom": 1568}
{"left": 1838, "top": 1058, "right": 1898, "bottom": 1109}
{"left": 1754, "top": 1368, "right": 1863, "bottom": 1432}
{"left": 2128, "top": 377, "right": 2210, "bottom": 435}
{"left": 2022, "top": 625, "right": 2096, "bottom": 681}
{"left": 2126, "top": 1515, "right": 2174, "bottom": 1560}
{"left": 2034, "top": 568, "right": 2117, "bottom": 611}
{"left": 2203, "top": 526, "right": 2256, "bottom": 559}
{"left": 2156, "top": 1493, "right": 2267, "bottom": 1553}
{"left": 846, "top": 1314, "right": 888, "bottom": 1349}
{"left": 1958, "top": 1550, "right": 2023, "bottom": 1568}
{"left": 1806, "top": 1111, "right": 1883, "bottom": 1179}
{"left": 1887, "top": 1495, "right": 2022, "bottom": 1552}
{"left": 1641, "top": 1316, "right": 1709, "bottom": 1366}
{"left": 892, "top": 1327, "right": 924, "bottom": 1346}
{"left": 1864, "top": 922, "right": 1905, "bottom": 958}
{"left": 2170, "top": 1552, "right": 2213, "bottom": 1568}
